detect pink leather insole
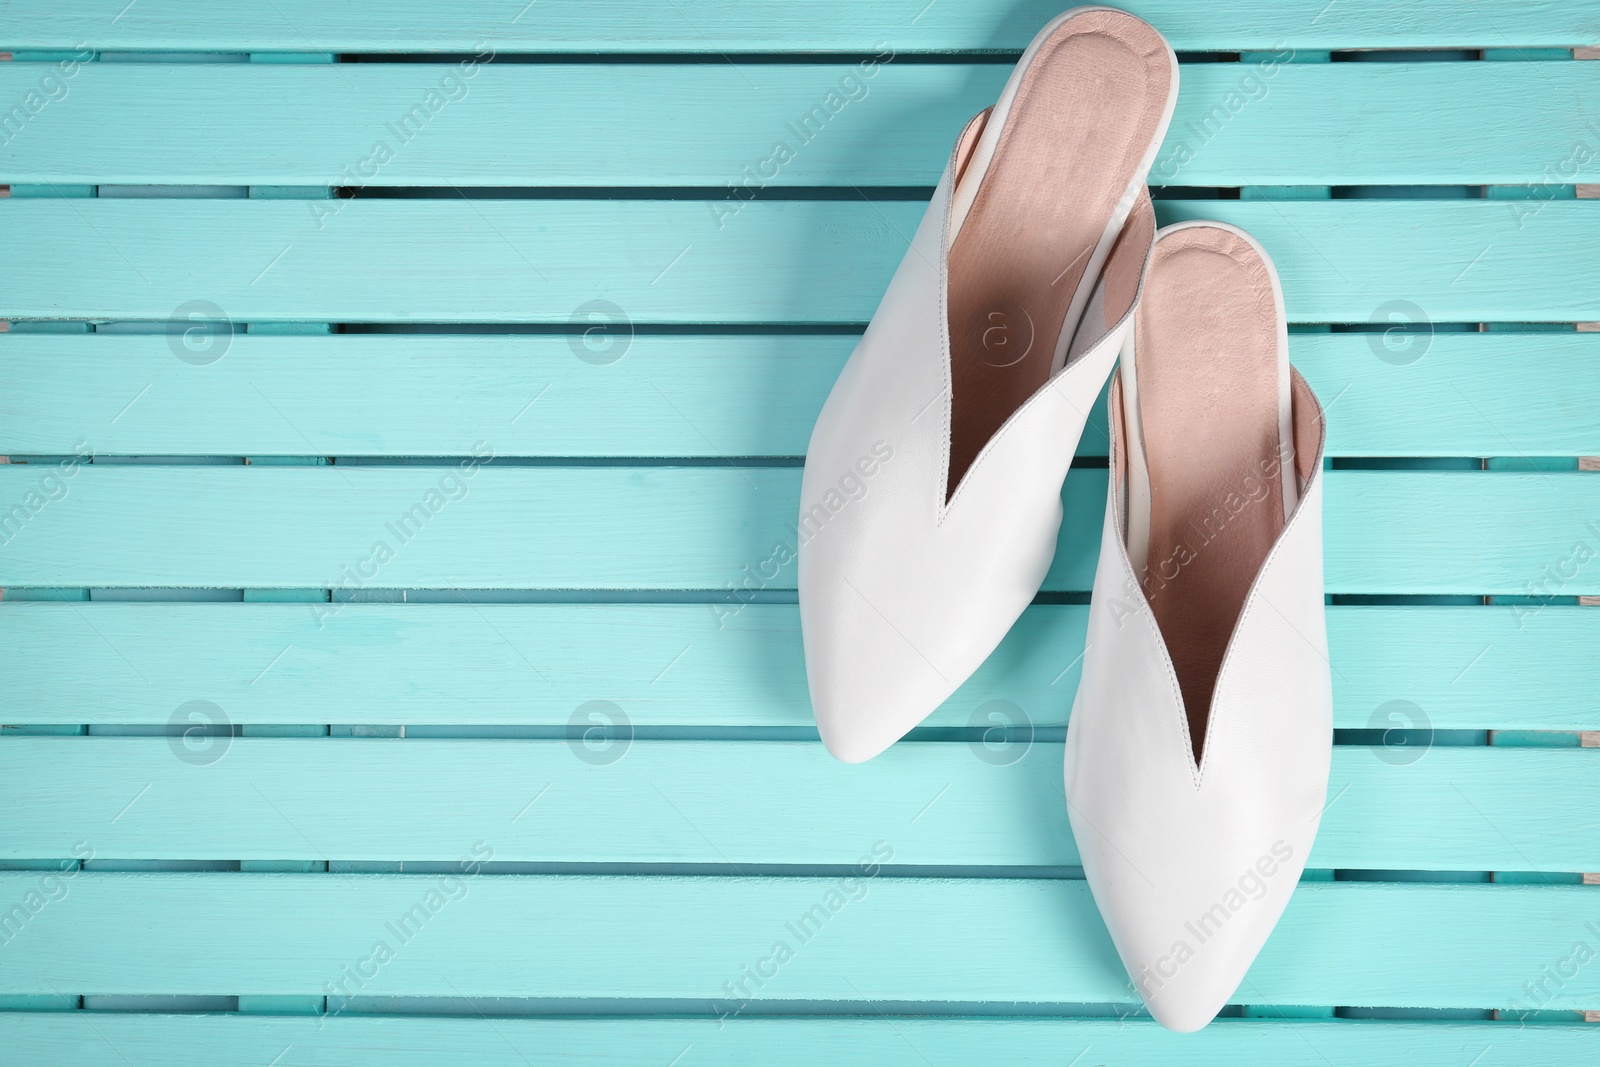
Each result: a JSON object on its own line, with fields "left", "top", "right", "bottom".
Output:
{"left": 945, "top": 10, "right": 1172, "bottom": 500}
{"left": 1132, "top": 226, "right": 1286, "bottom": 762}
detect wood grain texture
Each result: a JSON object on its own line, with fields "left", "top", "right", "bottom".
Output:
{"left": 1289, "top": 332, "right": 1600, "bottom": 458}
{"left": 1, "top": 1015, "right": 1593, "bottom": 1067}
{"left": 1, "top": 199, "right": 1597, "bottom": 323}
{"left": 1, "top": 0, "right": 1592, "bottom": 52}
{"left": 4, "top": 332, "right": 1597, "bottom": 459}
{"left": 1, "top": 62, "right": 1596, "bottom": 186}
{"left": 0, "top": 334, "right": 850, "bottom": 459}
{"left": 2, "top": 738, "right": 1593, "bottom": 872}
{"left": 1, "top": 466, "right": 1596, "bottom": 594}
{"left": 0, "top": 603, "right": 1592, "bottom": 731}
{"left": 1, "top": 0, "right": 1595, "bottom": 1048}
{"left": 0, "top": 873, "right": 1593, "bottom": 1008}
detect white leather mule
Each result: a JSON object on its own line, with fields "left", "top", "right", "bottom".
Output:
{"left": 799, "top": 8, "right": 1178, "bottom": 762}
{"left": 1064, "top": 221, "right": 1332, "bottom": 1031}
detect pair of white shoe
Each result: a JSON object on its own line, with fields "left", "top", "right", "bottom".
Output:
{"left": 797, "top": 8, "right": 1332, "bottom": 1033}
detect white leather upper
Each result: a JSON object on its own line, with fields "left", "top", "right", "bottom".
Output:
{"left": 1064, "top": 366, "right": 1332, "bottom": 1032}
{"left": 798, "top": 152, "right": 1150, "bottom": 763}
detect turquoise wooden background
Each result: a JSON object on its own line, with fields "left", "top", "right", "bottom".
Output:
{"left": 1, "top": 1, "right": 1598, "bottom": 1063}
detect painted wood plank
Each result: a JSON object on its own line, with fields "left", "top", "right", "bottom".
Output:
{"left": 0, "top": 873, "right": 1593, "bottom": 1008}
{"left": 0, "top": 603, "right": 1591, "bottom": 732}
{"left": 2, "top": 332, "right": 1596, "bottom": 459}
{"left": 1, "top": 1, "right": 1593, "bottom": 53}
{"left": 1154, "top": 200, "right": 1600, "bottom": 325}
{"left": 0, "top": 334, "right": 845, "bottom": 460}
{"left": 1290, "top": 332, "right": 1600, "bottom": 458}
{"left": 3, "top": 739, "right": 1592, "bottom": 872}
{"left": 0, "top": 466, "right": 1596, "bottom": 594}
{"left": 1, "top": 200, "right": 1597, "bottom": 324}
{"left": 2, "top": 1015, "right": 1593, "bottom": 1067}
{"left": 2, "top": 62, "right": 1597, "bottom": 187}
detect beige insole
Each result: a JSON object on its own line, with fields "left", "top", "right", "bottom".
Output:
{"left": 946, "top": 10, "right": 1172, "bottom": 500}
{"left": 1131, "top": 226, "right": 1288, "bottom": 763}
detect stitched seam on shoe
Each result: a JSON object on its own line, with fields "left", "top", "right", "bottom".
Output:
{"left": 940, "top": 139, "right": 1158, "bottom": 517}
{"left": 1196, "top": 372, "right": 1329, "bottom": 785}
{"left": 1105, "top": 386, "right": 1199, "bottom": 789}
{"left": 941, "top": 237, "right": 1154, "bottom": 519}
{"left": 935, "top": 152, "right": 957, "bottom": 528}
